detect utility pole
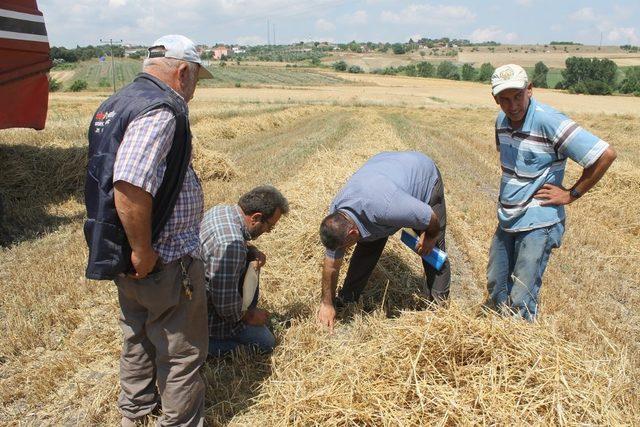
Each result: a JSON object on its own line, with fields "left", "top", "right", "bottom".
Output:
{"left": 267, "top": 19, "right": 270, "bottom": 46}
{"left": 100, "top": 38, "right": 123, "bottom": 93}
{"left": 272, "top": 23, "right": 276, "bottom": 47}
{"left": 599, "top": 32, "right": 603, "bottom": 49}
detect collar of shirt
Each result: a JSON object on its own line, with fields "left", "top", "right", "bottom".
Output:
{"left": 339, "top": 208, "right": 370, "bottom": 240}
{"left": 233, "top": 205, "right": 252, "bottom": 241}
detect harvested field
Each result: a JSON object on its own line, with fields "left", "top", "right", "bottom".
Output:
{"left": 1, "top": 75, "right": 639, "bottom": 425}
{"left": 325, "top": 45, "right": 640, "bottom": 70}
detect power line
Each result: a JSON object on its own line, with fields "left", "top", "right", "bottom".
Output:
{"left": 99, "top": 38, "right": 123, "bottom": 93}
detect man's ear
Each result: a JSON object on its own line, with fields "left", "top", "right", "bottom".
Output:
{"left": 178, "top": 62, "right": 190, "bottom": 81}
{"left": 250, "top": 212, "right": 263, "bottom": 224}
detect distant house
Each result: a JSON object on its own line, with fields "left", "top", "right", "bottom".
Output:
{"left": 232, "top": 46, "right": 246, "bottom": 54}
{"left": 212, "top": 46, "right": 231, "bottom": 59}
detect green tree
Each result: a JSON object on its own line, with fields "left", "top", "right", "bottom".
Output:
{"left": 532, "top": 61, "right": 549, "bottom": 88}
{"left": 392, "top": 43, "right": 406, "bottom": 54}
{"left": 347, "top": 65, "right": 364, "bottom": 74}
{"left": 48, "top": 76, "right": 61, "bottom": 92}
{"left": 333, "top": 60, "right": 347, "bottom": 72}
{"left": 347, "top": 40, "right": 361, "bottom": 52}
{"left": 561, "top": 57, "right": 617, "bottom": 94}
{"left": 619, "top": 66, "right": 640, "bottom": 95}
{"left": 437, "top": 61, "right": 459, "bottom": 80}
{"left": 460, "top": 63, "right": 476, "bottom": 81}
{"left": 68, "top": 79, "right": 87, "bottom": 92}
{"left": 404, "top": 64, "right": 417, "bottom": 77}
{"left": 477, "top": 62, "right": 494, "bottom": 82}
{"left": 416, "top": 61, "right": 434, "bottom": 77}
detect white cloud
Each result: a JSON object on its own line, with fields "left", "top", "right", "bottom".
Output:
{"left": 515, "top": 0, "right": 533, "bottom": 5}
{"left": 344, "top": 10, "right": 368, "bottom": 25}
{"left": 235, "top": 35, "right": 266, "bottom": 45}
{"left": 469, "top": 26, "right": 518, "bottom": 43}
{"left": 606, "top": 27, "right": 639, "bottom": 44}
{"left": 380, "top": 3, "right": 475, "bottom": 25}
{"left": 107, "top": 0, "right": 127, "bottom": 7}
{"left": 570, "top": 7, "right": 597, "bottom": 22}
{"left": 315, "top": 18, "right": 336, "bottom": 32}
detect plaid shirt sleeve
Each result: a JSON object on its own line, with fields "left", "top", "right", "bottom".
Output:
{"left": 208, "top": 239, "right": 246, "bottom": 322}
{"left": 201, "top": 212, "right": 247, "bottom": 325}
{"left": 113, "top": 107, "right": 176, "bottom": 196}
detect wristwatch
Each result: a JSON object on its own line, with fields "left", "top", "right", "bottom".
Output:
{"left": 569, "top": 187, "right": 582, "bottom": 199}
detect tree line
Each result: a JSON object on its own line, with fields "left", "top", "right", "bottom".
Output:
{"left": 49, "top": 45, "right": 125, "bottom": 63}
{"left": 331, "top": 57, "right": 640, "bottom": 96}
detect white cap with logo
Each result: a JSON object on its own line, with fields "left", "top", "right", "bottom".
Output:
{"left": 491, "top": 64, "right": 528, "bottom": 96}
{"left": 148, "top": 34, "right": 213, "bottom": 79}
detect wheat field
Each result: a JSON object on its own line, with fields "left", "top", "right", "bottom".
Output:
{"left": 0, "top": 75, "right": 638, "bottom": 425}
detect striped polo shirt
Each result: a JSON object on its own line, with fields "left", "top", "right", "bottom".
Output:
{"left": 495, "top": 98, "right": 609, "bottom": 232}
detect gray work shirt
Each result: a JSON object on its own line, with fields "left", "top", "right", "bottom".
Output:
{"left": 326, "top": 151, "right": 439, "bottom": 259}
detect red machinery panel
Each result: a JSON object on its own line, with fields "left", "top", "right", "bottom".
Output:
{"left": 1, "top": 0, "right": 52, "bottom": 130}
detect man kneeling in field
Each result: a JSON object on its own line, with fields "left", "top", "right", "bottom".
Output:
{"left": 486, "top": 64, "right": 617, "bottom": 321}
{"left": 317, "top": 151, "right": 449, "bottom": 332}
{"left": 200, "top": 186, "right": 289, "bottom": 356}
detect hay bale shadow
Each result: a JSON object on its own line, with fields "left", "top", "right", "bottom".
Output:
{"left": 0, "top": 143, "right": 87, "bottom": 246}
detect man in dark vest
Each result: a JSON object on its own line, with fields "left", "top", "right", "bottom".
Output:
{"left": 84, "top": 35, "right": 212, "bottom": 426}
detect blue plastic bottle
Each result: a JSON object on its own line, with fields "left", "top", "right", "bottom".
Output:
{"left": 399, "top": 229, "right": 448, "bottom": 271}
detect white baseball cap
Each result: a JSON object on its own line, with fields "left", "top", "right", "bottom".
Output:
{"left": 491, "top": 64, "right": 528, "bottom": 96}
{"left": 148, "top": 34, "right": 213, "bottom": 79}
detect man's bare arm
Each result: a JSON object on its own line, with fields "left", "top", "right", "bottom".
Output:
{"left": 416, "top": 211, "right": 440, "bottom": 256}
{"left": 114, "top": 180, "right": 158, "bottom": 278}
{"left": 317, "top": 256, "right": 343, "bottom": 333}
{"left": 535, "top": 147, "right": 617, "bottom": 206}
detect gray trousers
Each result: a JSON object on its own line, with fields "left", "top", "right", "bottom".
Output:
{"left": 114, "top": 256, "right": 208, "bottom": 426}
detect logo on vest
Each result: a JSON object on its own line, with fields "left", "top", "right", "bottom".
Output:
{"left": 93, "top": 110, "right": 117, "bottom": 134}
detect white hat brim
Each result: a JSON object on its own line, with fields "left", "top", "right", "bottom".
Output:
{"left": 492, "top": 80, "right": 527, "bottom": 96}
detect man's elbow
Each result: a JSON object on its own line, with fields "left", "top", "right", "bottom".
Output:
{"left": 603, "top": 147, "right": 617, "bottom": 165}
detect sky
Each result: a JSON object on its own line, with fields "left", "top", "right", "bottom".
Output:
{"left": 39, "top": 0, "right": 640, "bottom": 48}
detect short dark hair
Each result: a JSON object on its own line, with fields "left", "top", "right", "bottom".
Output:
{"left": 319, "top": 211, "right": 351, "bottom": 250}
{"left": 238, "top": 185, "right": 289, "bottom": 219}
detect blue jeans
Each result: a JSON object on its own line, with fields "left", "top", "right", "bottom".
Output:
{"left": 208, "top": 325, "right": 275, "bottom": 357}
{"left": 208, "top": 283, "right": 275, "bottom": 356}
{"left": 486, "top": 221, "right": 564, "bottom": 321}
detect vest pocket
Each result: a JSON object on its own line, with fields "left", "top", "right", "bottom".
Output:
{"left": 84, "top": 219, "right": 132, "bottom": 280}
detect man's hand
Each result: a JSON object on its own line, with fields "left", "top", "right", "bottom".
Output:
{"left": 247, "top": 246, "right": 267, "bottom": 269}
{"left": 534, "top": 184, "right": 574, "bottom": 206}
{"left": 130, "top": 247, "right": 159, "bottom": 279}
{"left": 416, "top": 231, "right": 438, "bottom": 256}
{"left": 317, "top": 301, "right": 336, "bottom": 333}
{"left": 243, "top": 308, "right": 270, "bottom": 326}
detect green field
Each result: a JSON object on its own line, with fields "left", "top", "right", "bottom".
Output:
{"left": 53, "top": 60, "right": 347, "bottom": 91}
{"left": 199, "top": 65, "right": 347, "bottom": 87}
{"left": 523, "top": 66, "right": 563, "bottom": 88}
{"left": 64, "top": 58, "right": 141, "bottom": 90}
